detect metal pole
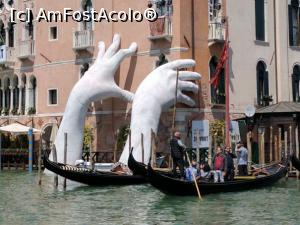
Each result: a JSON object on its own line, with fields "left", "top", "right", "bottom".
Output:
{"left": 28, "top": 128, "right": 33, "bottom": 173}
{"left": 63, "top": 133, "right": 67, "bottom": 189}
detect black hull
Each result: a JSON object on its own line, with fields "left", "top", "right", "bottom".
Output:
{"left": 147, "top": 163, "right": 288, "bottom": 196}
{"left": 128, "top": 151, "right": 148, "bottom": 176}
{"left": 291, "top": 154, "right": 300, "bottom": 171}
{"left": 44, "top": 156, "right": 146, "bottom": 186}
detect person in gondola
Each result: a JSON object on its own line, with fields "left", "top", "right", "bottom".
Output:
{"left": 170, "top": 131, "right": 186, "bottom": 178}
{"left": 212, "top": 146, "right": 227, "bottom": 183}
{"left": 198, "top": 162, "right": 211, "bottom": 180}
{"left": 236, "top": 142, "right": 248, "bottom": 176}
{"left": 224, "top": 146, "right": 236, "bottom": 181}
{"left": 185, "top": 160, "right": 198, "bottom": 181}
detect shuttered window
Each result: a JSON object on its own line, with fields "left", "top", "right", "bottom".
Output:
{"left": 255, "top": 0, "right": 265, "bottom": 41}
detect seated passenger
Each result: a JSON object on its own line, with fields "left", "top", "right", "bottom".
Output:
{"left": 198, "top": 163, "right": 211, "bottom": 180}
{"left": 185, "top": 160, "right": 198, "bottom": 182}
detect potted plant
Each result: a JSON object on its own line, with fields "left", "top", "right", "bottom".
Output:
{"left": 27, "top": 107, "right": 36, "bottom": 115}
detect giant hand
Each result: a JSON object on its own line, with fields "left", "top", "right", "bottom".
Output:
{"left": 119, "top": 60, "right": 201, "bottom": 165}
{"left": 52, "top": 34, "right": 137, "bottom": 165}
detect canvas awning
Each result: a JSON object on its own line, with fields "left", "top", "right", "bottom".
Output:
{"left": 0, "top": 123, "right": 41, "bottom": 134}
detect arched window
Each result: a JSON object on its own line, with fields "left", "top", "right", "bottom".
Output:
{"left": 29, "top": 76, "right": 36, "bottom": 112}
{"left": 292, "top": 65, "right": 300, "bottom": 102}
{"left": 256, "top": 61, "right": 269, "bottom": 106}
{"left": 82, "top": 0, "right": 93, "bottom": 30}
{"left": 0, "top": 20, "right": 5, "bottom": 46}
{"left": 80, "top": 63, "right": 89, "bottom": 78}
{"left": 12, "top": 75, "right": 19, "bottom": 112}
{"left": 156, "top": 54, "right": 168, "bottom": 67}
{"left": 210, "top": 56, "right": 225, "bottom": 104}
{"left": 8, "top": 19, "right": 15, "bottom": 47}
{"left": 3, "top": 77, "right": 10, "bottom": 111}
{"left": 25, "top": 10, "right": 34, "bottom": 39}
{"left": 21, "top": 75, "right": 26, "bottom": 114}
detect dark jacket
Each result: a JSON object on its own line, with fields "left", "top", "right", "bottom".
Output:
{"left": 212, "top": 153, "right": 227, "bottom": 172}
{"left": 225, "top": 152, "right": 236, "bottom": 170}
{"left": 170, "top": 138, "right": 184, "bottom": 159}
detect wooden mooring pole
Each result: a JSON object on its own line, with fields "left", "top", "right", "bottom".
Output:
{"left": 63, "top": 133, "right": 67, "bottom": 189}
{"left": 28, "top": 128, "right": 33, "bottom": 173}
{"left": 296, "top": 126, "right": 299, "bottom": 179}
{"left": 141, "top": 133, "right": 144, "bottom": 164}
{"left": 38, "top": 136, "right": 42, "bottom": 185}
{"left": 270, "top": 127, "right": 273, "bottom": 162}
{"left": 52, "top": 145, "right": 58, "bottom": 187}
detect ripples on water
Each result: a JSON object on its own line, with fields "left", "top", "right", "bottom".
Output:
{"left": 0, "top": 172, "right": 300, "bottom": 225}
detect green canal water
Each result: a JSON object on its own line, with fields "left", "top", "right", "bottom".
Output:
{"left": 0, "top": 172, "right": 300, "bottom": 225}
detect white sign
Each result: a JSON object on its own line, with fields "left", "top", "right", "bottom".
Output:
{"left": 230, "top": 121, "right": 241, "bottom": 143}
{"left": 192, "top": 120, "right": 210, "bottom": 148}
{"left": 0, "top": 45, "right": 6, "bottom": 63}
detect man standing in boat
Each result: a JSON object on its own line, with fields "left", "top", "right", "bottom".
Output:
{"left": 170, "top": 131, "right": 186, "bottom": 178}
{"left": 212, "top": 147, "right": 227, "bottom": 183}
{"left": 236, "top": 142, "right": 248, "bottom": 176}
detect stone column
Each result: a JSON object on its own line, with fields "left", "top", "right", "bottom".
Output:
{"left": 1, "top": 88, "right": 4, "bottom": 114}
{"left": 18, "top": 85, "right": 23, "bottom": 114}
{"left": 270, "top": 126, "right": 273, "bottom": 162}
{"left": 5, "top": 27, "right": 9, "bottom": 46}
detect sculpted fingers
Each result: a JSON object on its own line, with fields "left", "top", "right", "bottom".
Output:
{"left": 178, "top": 81, "right": 199, "bottom": 93}
{"left": 178, "top": 92, "right": 196, "bottom": 107}
{"left": 94, "top": 41, "right": 105, "bottom": 64}
{"left": 111, "top": 42, "right": 138, "bottom": 65}
{"left": 178, "top": 71, "right": 201, "bottom": 81}
{"left": 162, "top": 59, "right": 195, "bottom": 70}
{"left": 114, "top": 86, "right": 135, "bottom": 102}
{"left": 104, "top": 34, "right": 121, "bottom": 59}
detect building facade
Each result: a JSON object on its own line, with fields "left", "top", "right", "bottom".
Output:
{"left": 0, "top": 0, "right": 299, "bottom": 162}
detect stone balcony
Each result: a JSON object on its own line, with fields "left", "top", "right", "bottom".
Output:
{"left": 148, "top": 16, "right": 172, "bottom": 42}
{"left": 18, "top": 39, "right": 35, "bottom": 59}
{"left": 73, "top": 29, "right": 94, "bottom": 51}
{"left": 208, "top": 22, "right": 225, "bottom": 46}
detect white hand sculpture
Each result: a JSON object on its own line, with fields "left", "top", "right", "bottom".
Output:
{"left": 119, "top": 60, "right": 201, "bottom": 165}
{"left": 52, "top": 34, "right": 137, "bottom": 165}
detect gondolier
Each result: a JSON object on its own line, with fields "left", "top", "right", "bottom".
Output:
{"left": 170, "top": 131, "right": 186, "bottom": 178}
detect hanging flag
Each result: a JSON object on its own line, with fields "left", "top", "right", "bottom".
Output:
{"left": 210, "top": 42, "right": 229, "bottom": 90}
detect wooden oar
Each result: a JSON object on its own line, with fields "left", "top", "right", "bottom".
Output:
{"left": 185, "top": 151, "right": 202, "bottom": 200}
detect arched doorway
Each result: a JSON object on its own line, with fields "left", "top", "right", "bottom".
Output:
{"left": 82, "top": 0, "right": 93, "bottom": 30}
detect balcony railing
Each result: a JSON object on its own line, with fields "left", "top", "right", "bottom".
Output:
{"left": 73, "top": 29, "right": 94, "bottom": 50}
{"left": 148, "top": 16, "right": 172, "bottom": 41}
{"left": 0, "top": 45, "right": 15, "bottom": 64}
{"left": 208, "top": 22, "right": 225, "bottom": 45}
{"left": 18, "top": 39, "right": 35, "bottom": 59}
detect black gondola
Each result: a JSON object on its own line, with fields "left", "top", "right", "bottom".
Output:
{"left": 128, "top": 151, "right": 148, "bottom": 176}
{"left": 291, "top": 153, "right": 300, "bottom": 171}
{"left": 146, "top": 162, "right": 288, "bottom": 196}
{"left": 43, "top": 155, "right": 146, "bottom": 186}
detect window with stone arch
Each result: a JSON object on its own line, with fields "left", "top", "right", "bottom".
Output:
{"left": 25, "top": 9, "right": 34, "bottom": 39}
{"left": 21, "top": 75, "right": 26, "bottom": 114}
{"left": 8, "top": 17, "right": 15, "bottom": 47}
{"left": 256, "top": 61, "right": 270, "bottom": 107}
{"left": 80, "top": 63, "right": 90, "bottom": 78}
{"left": 12, "top": 75, "right": 19, "bottom": 112}
{"left": 156, "top": 53, "right": 168, "bottom": 68}
{"left": 292, "top": 64, "right": 300, "bottom": 102}
{"left": 82, "top": 0, "right": 93, "bottom": 30}
{"left": 3, "top": 77, "right": 10, "bottom": 112}
{"left": 210, "top": 56, "right": 225, "bottom": 104}
{"left": 28, "top": 75, "right": 37, "bottom": 113}
{"left": 0, "top": 20, "right": 5, "bottom": 46}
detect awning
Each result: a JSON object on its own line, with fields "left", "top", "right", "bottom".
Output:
{"left": 256, "top": 101, "right": 300, "bottom": 114}
{"left": 0, "top": 123, "right": 41, "bottom": 134}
